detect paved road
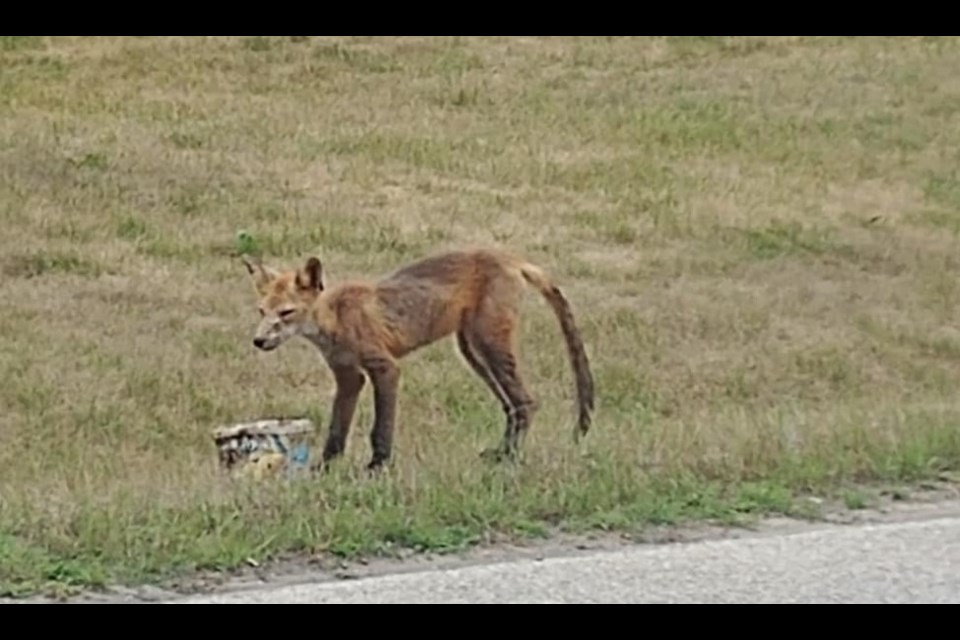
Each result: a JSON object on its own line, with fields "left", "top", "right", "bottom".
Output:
{"left": 170, "top": 513, "right": 960, "bottom": 604}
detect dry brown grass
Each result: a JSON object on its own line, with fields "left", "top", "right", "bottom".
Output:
{"left": 3, "top": 35, "right": 960, "bottom": 595}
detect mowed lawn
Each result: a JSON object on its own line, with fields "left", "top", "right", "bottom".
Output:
{"left": 3, "top": 36, "right": 960, "bottom": 596}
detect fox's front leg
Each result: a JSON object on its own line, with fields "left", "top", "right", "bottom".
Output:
{"left": 316, "top": 365, "right": 366, "bottom": 470}
{"left": 363, "top": 355, "right": 400, "bottom": 472}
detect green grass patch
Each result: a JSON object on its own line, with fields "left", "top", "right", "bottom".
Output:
{"left": 0, "top": 36, "right": 44, "bottom": 51}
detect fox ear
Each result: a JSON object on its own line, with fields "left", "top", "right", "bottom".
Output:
{"left": 241, "top": 255, "right": 277, "bottom": 294}
{"left": 297, "top": 256, "right": 324, "bottom": 292}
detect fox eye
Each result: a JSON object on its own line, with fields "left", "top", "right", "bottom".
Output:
{"left": 279, "top": 308, "right": 296, "bottom": 319}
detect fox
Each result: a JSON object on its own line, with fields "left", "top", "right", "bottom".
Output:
{"left": 241, "top": 247, "right": 595, "bottom": 472}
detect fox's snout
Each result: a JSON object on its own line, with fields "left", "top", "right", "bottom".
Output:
{"left": 251, "top": 316, "right": 289, "bottom": 352}
{"left": 252, "top": 335, "right": 282, "bottom": 352}
{"left": 252, "top": 328, "right": 281, "bottom": 351}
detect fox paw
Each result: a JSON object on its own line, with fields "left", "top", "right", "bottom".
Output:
{"left": 480, "top": 446, "right": 516, "bottom": 464}
{"left": 366, "top": 458, "right": 389, "bottom": 475}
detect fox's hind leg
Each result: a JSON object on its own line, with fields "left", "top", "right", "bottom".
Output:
{"left": 457, "top": 330, "right": 511, "bottom": 416}
{"left": 465, "top": 284, "right": 538, "bottom": 462}
{"left": 474, "top": 340, "right": 537, "bottom": 462}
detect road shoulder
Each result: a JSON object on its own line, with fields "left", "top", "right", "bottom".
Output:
{"left": 6, "top": 482, "right": 957, "bottom": 604}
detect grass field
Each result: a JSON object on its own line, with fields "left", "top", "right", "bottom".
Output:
{"left": 3, "top": 35, "right": 960, "bottom": 597}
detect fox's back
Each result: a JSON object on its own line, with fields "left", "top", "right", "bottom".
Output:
{"left": 373, "top": 249, "right": 513, "bottom": 354}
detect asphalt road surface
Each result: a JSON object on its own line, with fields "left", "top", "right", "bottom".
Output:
{"left": 169, "top": 509, "right": 960, "bottom": 604}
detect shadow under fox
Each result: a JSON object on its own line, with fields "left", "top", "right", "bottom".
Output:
{"left": 242, "top": 247, "right": 595, "bottom": 472}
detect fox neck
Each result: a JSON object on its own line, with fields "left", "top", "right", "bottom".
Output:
{"left": 300, "top": 323, "right": 333, "bottom": 351}
{"left": 299, "top": 300, "right": 337, "bottom": 352}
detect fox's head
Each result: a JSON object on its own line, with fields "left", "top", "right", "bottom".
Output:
{"left": 242, "top": 255, "right": 325, "bottom": 352}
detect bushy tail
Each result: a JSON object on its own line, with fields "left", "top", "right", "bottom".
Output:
{"left": 519, "top": 261, "right": 595, "bottom": 441}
